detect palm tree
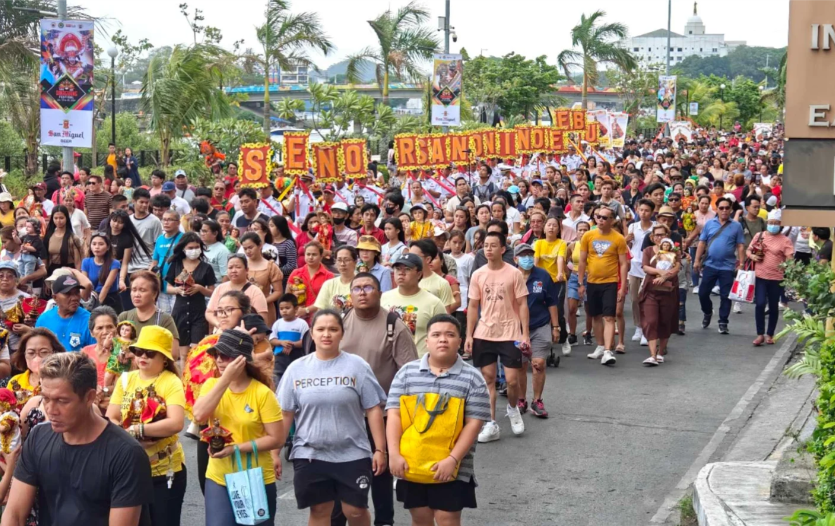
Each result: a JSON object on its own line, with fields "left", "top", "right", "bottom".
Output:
{"left": 247, "top": 0, "right": 334, "bottom": 134}
{"left": 141, "top": 45, "right": 234, "bottom": 165}
{"left": 345, "top": 1, "right": 439, "bottom": 105}
{"left": 557, "top": 10, "right": 637, "bottom": 109}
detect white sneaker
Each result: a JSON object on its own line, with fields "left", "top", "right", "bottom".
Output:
{"left": 478, "top": 421, "right": 500, "bottom": 443}
{"left": 711, "top": 285, "right": 720, "bottom": 296}
{"left": 601, "top": 350, "right": 617, "bottom": 366}
{"left": 640, "top": 336, "right": 648, "bottom": 346}
{"left": 632, "top": 328, "right": 643, "bottom": 342}
{"left": 656, "top": 354, "right": 665, "bottom": 364}
{"left": 507, "top": 406, "right": 525, "bottom": 435}
{"left": 562, "top": 341, "right": 572, "bottom": 356}
{"left": 733, "top": 302, "right": 742, "bottom": 314}
{"left": 587, "top": 345, "right": 605, "bottom": 359}
{"left": 693, "top": 286, "right": 699, "bottom": 294}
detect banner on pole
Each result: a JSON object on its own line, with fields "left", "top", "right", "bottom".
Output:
{"left": 656, "top": 75, "right": 677, "bottom": 123}
{"left": 753, "top": 123, "right": 774, "bottom": 141}
{"left": 310, "top": 142, "right": 341, "bottom": 183}
{"left": 431, "top": 54, "right": 462, "bottom": 127}
{"left": 587, "top": 110, "right": 612, "bottom": 148}
{"left": 689, "top": 102, "right": 699, "bottom": 116}
{"left": 238, "top": 143, "right": 274, "bottom": 188}
{"left": 39, "top": 18, "right": 94, "bottom": 148}
{"left": 669, "top": 121, "right": 693, "bottom": 143}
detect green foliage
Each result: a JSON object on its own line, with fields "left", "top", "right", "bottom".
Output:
{"left": 786, "top": 509, "right": 835, "bottom": 525}
{"left": 0, "top": 120, "right": 24, "bottom": 157}
{"left": 94, "top": 113, "right": 158, "bottom": 154}
{"left": 190, "top": 118, "right": 268, "bottom": 165}
{"left": 675, "top": 46, "right": 786, "bottom": 85}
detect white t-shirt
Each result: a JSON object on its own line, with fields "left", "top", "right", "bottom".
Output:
{"left": 68, "top": 208, "right": 90, "bottom": 240}
{"left": 451, "top": 252, "right": 474, "bottom": 311}
{"left": 505, "top": 206, "right": 522, "bottom": 232}
{"left": 627, "top": 221, "right": 656, "bottom": 278}
{"left": 170, "top": 195, "right": 191, "bottom": 216}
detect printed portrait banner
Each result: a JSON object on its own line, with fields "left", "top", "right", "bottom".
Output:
{"left": 753, "top": 123, "right": 774, "bottom": 141}
{"left": 339, "top": 139, "right": 368, "bottom": 179}
{"left": 282, "top": 132, "right": 310, "bottom": 176}
{"left": 689, "top": 102, "right": 699, "bottom": 116}
{"left": 610, "top": 112, "right": 629, "bottom": 148}
{"left": 670, "top": 121, "right": 693, "bottom": 143}
{"left": 310, "top": 142, "right": 341, "bottom": 182}
{"left": 40, "top": 18, "right": 95, "bottom": 148}
{"left": 587, "top": 110, "right": 612, "bottom": 148}
{"left": 431, "top": 53, "right": 463, "bottom": 127}
{"left": 238, "top": 143, "right": 274, "bottom": 189}
{"left": 657, "top": 75, "right": 677, "bottom": 123}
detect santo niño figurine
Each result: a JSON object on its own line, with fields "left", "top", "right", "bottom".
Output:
{"left": 105, "top": 321, "right": 137, "bottom": 387}
{"left": 0, "top": 388, "right": 20, "bottom": 454}
{"left": 201, "top": 418, "right": 233, "bottom": 454}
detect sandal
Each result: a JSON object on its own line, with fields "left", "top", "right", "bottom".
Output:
{"left": 643, "top": 356, "right": 658, "bottom": 366}
{"left": 753, "top": 335, "right": 765, "bottom": 347}
{"left": 615, "top": 344, "right": 626, "bottom": 354}
{"left": 765, "top": 336, "right": 775, "bottom": 345}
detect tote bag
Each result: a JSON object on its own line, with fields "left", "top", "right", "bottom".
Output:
{"left": 224, "top": 441, "right": 270, "bottom": 525}
{"left": 399, "top": 392, "right": 465, "bottom": 484}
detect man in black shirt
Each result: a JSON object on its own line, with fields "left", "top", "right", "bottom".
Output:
{"left": 4, "top": 353, "right": 152, "bottom": 526}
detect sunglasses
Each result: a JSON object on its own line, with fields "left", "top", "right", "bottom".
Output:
{"left": 717, "top": 206, "right": 731, "bottom": 211}
{"left": 132, "top": 349, "right": 159, "bottom": 359}
{"left": 594, "top": 214, "right": 612, "bottom": 220}
{"left": 206, "top": 348, "right": 233, "bottom": 361}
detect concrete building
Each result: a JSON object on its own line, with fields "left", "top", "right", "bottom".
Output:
{"left": 618, "top": 2, "right": 746, "bottom": 68}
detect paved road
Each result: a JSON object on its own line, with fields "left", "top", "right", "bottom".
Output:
{"left": 178, "top": 293, "right": 787, "bottom": 526}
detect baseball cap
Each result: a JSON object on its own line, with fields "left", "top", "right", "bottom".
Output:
{"left": 0, "top": 261, "right": 18, "bottom": 277}
{"left": 30, "top": 182, "right": 46, "bottom": 191}
{"left": 514, "top": 243, "right": 534, "bottom": 257}
{"left": 0, "top": 193, "right": 12, "bottom": 204}
{"left": 52, "top": 274, "right": 83, "bottom": 295}
{"left": 331, "top": 202, "right": 348, "bottom": 212}
{"left": 410, "top": 203, "right": 427, "bottom": 212}
{"left": 391, "top": 253, "right": 423, "bottom": 272}
{"left": 174, "top": 169, "right": 186, "bottom": 177}
{"left": 322, "top": 184, "right": 335, "bottom": 194}
{"left": 161, "top": 181, "right": 176, "bottom": 192}
{"left": 433, "top": 226, "right": 449, "bottom": 238}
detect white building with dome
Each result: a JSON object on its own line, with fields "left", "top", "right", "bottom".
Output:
{"left": 617, "top": 2, "right": 746, "bottom": 68}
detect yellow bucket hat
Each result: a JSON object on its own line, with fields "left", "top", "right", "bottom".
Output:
{"left": 129, "top": 326, "right": 174, "bottom": 362}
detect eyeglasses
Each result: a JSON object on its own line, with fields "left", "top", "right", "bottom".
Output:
{"left": 336, "top": 258, "right": 354, "bottom": 264}
{"left": 0, "top": 272, "right": 16, "bottom": 281}
{"left": 351, "top": 285, "right": 376, "bottom": 295}
{"left": 213, "top": 307, "right": 241, "bottom": 317}
{"left": 717, "top": 206, "right": 731, "bottom": 211}
{"left": 24, "top": 348, "right": 53, "bottom": 359}
{"left": 132, "top": 349, "right": 159, "bottom": 359}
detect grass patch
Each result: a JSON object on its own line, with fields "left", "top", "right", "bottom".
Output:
{"left": 679, "top": 494, "right": 698, "bottom": 526}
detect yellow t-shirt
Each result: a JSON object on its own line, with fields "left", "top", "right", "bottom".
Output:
{"left": 9, "top": 370, "right": 35, "bottom": 392}
{"left": 534, "top": 238, "right": 567, "bottom": 282}
{"left": 313, "top": 276, "right": 352, "bottom": 315}
{"left": 579, "top": 229, "right": 628, "bottom": 284}
{"left": 410, "top": 221, "right": 433, "bottom": 240}
{"left": 419, "top": 272, "right": 454, "bottom": 307}
{"left": 0, "top": 209, "right": 14, "bottom": 228}
{"left": 111, "top": 370, "right": 186, "bottom": 477}
{"left": 381, "top": 288, "right": 447, "bottom": 356}
{"left": 106, "top": 153, "right": 118, "bottom": 172}
{"left": 200, "top": 377, "right": 282, "bottom": 486}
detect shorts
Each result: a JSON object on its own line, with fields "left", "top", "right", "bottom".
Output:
{"left": 525, "top": 324, "right": 552, "bottom": 362}
{"left": 396, "top": 478, "right": 477, "bottom": 512}
{"left": 172, "top": 308, "right": 208, "bottom": 346}
{"left": 472, "top": 339, "right": 522, "bottom": 369}
{"left": 586, "top": 282, "right": 618, "bottom": 318}
{"left": 292, "top": 458, "right": 372, "bottom": 510}
{"left": 567, "top": 273, "right": 587, "bottom": 301}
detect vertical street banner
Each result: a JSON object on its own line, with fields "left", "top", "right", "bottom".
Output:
{"left": 431, "top": 53, "right": 462, "bottom": 127}
{"left": 610, "top": 112, "right": 629, "bottom": 148}
{"left": 670, "top": 121, "right": 693, "bottom": 143}
{"left": 587, "top": 110, "right": 612, "bottom": 148}
{"left": 39, "top": 18, "right": 94, "bottom": 148}
{"left": 689, "top": 102, "right": 699, "bottom": 116}
{"left": 656, "top": 75, "right": 677, "bottom": 123}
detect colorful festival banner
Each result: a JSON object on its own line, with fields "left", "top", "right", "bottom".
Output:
{"left": 496, "top": 129, "right": 518, "bottom": 158}
{"left": 516, "top": 126, "right": 550, "bottom": 154}
{"left": 468, "top": 131, "right": 486, "bottom": 158}
{"left": 550, "top": 109, "right": 587, "bottom": 132}
{"left": 339, "top": 139, "right": 368, "bottom": 179}
{"left": 481, "top": 129, "right": 497, "bottom": 158}
{"left": 282, "top": 132, "right": 310, "bottom": 176}
{"left": 585, "top": 121, "right": 601, "bottom": 146}
{"left": 753, "top": 123, "right": 774, "bottom": 141}
{"left": 656, "top": 75, "right": 677, "bottom": 123}
{"left": 587, "top": 110, "right": 612, "bottom": 148}
{"left": 431, "top": 53, "right": 463, "bottom": 126}
{"left": 548, "top": 128, "right": 567, "bottom": 153}
{"left": 610, "top": 112, "right": 629, "bottom": 148}
{"left": 310, "top": 142, "right": 341, "bottom": 183}
{"left": 448, "top": 133, "right": 470, "bottom": 165}
{"left": 238, "top": 143, "right": 274, "bottom": 188}
{"left": 426, "top": 134, "right": 451, "bottom": 167}
{"left": 39, "top": 18, "right": 95, "bottom": 148}
{"left": 670, "top": 121, "right": 693, "bottom": 143}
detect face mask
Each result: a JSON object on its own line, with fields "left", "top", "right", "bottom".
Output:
{"left": 696, "top": 169, "right": 704, "bottom": 175}
{"left": 385, "top": 206, "right": 397, "bottom": 216}
{"left": 517, "top": 256, "right": 534, "bottom": 270}
{"left": 767, "top": 225, "right": 780, "bottom": 234}
{"left": 332, "top": 217, "right": 346, "bottom": 226}
{"left": 185, "top": 249, "right": 201, "bottom": 260}
{"left": 17, "top": 229, "right": 26, "bottom": 238}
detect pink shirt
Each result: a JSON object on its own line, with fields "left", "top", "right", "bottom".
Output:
{"left": 81, "top": 345, "right": 107, "bottom": 387}
{"left": 695, "top": 208, "right": 716, "bottom": 228}
{"left": 747, "top": 232, "right": 794, "bottom": 281}
{"left": 469, "top": 262, "right": 528, "bottom": 342}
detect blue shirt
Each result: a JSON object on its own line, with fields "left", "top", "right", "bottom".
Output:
{"left": 699, "top": 218, "right": 745, "bottom": 271}
{"left": 81, "top": 257, "right": 122, "bottom": 294}
{"left": 152, "top": 232, "right": 182, "bottom": 293}
{"left": 35, "top": 307, "right": 94, "bottom": 352}
{"left": 524, "top": 266, "right": 557, "bottom": 330}
{"left": 369, "top": 263, "right": 392, "bottom": 293}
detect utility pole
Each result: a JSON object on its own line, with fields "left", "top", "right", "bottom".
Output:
{"left": 765, "top": 53, "right": 770, "bottom": 88}
{"left": 57, "top": 0, "right": 74, "bottom": 174}
{"left": 666, "top": 0, "right": 671, "bottom": 75}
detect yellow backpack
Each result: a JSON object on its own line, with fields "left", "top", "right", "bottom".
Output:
{"left": 399, "top": 392, "right": 465, "bottom": 484}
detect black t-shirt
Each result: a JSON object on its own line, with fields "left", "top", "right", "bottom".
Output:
{"left": 641, "top": 230, "right": 684, "bottom": 251}
{"left": 15, "top": 421, "right": 152, "bottom": 526}
{"left": 165, "top": 259, "right": 216, "bottom": 314}
{"left": 820, "top": 240, "right": 833, "bottom": 262}
{"left": 110, "top": 231, "right": 136, "bottom": 262}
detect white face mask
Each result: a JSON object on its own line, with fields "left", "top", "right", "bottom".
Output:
{"left": 185, "top": 249, "right": 201, "bottom": 260}
{"left": 17, "top": 229, "right": 27, "bottom": 238}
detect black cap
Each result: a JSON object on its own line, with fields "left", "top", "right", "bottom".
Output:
{"left": 391, "top": 253, "right": 423, "bottom": 272}
{"left": 52, "top": 275, "right": 84, "bottom": 295}
{"left": 211, "top": 330, "right": 255, "bottom": 362}
{"left": 242, "top": 313, "right": 270, "bottom": 335}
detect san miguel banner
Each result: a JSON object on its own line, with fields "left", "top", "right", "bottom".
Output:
{"left": 39, "top": 18, "right": 94, "bottom": 148}
{"left": 656, "top": 75, "right": 677, "bottom": 123}
{"left": 431, "top": 53, "right": 463, "bottom": 127}
{"left": 238, "top": 143, "right": 275, "bottom": 188}
{"left": 282, "top": 131, "right": 310, "bottom": 176}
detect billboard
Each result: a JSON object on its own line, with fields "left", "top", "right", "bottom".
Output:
{"left": 39, "top": 18, "right": 94, "bottom": 148}
{"left": 431, "top": 53, "right": 462, "bottom": 127}
{"left": 656, "top": 75, "right": 677, "bottom": 123}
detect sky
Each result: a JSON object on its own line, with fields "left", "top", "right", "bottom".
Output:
{"left": 80, "top": 0, "right": 789, "bottom": 72}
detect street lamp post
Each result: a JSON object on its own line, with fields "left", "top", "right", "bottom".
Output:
{"left": 758, "top": 85, "right": 765, "bottom": 122}
{"left": 719, "top": 83, "right": 726, "bottom": 130}
{"left": 107, "top": 46, "right": 119, "bottom": 149}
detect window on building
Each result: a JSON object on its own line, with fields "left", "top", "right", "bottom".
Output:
{"left": 700, "top": 48, "right": 703, "bottom": 52}
{"left": 648, "top": 48, "right": 652, "bottom": 51}
{"left": 689, "top": 31, "right": 693, "bottom": 35}
{"left": 633, "top": 47, "right": 639, "bottom": 52}
{"left": 712, "top": 48, "right": 718, "bottom": 52}
{"left": 677, "top": 48, "right": 682, "bottom": 52}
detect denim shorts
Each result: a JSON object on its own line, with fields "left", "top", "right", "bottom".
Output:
{"left": 567, "top": 273, "right": 587, "bottom": 301}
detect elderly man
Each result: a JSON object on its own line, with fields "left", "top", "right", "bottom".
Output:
{"left": 334, "top": 272, "right": 418, "bottom": 526}
{"left": 173, "top": 169, "right": 195, "bottom": 203}
{"left": 35, "top": 273, "right": 95, "bottom": 352}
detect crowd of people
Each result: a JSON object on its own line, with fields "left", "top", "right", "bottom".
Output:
{"left": 0, "top": 122, "right": 822, "bottom": 526}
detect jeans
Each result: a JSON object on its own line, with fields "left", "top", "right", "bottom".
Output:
{"left": 679, "top": 288, "right": 687, "bottom": 322}
{"left": 157, "top": 292, "right": 176, "bottom": 314}
{"left": 553, "top": 281, "right": 567, "bottom": 343}
{"left": 698, "top": 266, "right": 735, "bottom": 324}
{"left": 689, "top": 247, "right": 700, "bottom": 287}
{"left": 205, "top": 479, "right": 277, "bottom": 526}
{"left": 755, "top": 277, "right": 784, "bottom": 336}
{"left": 18, "top": 253, "right": 37, "bottom": 278}
{"left": 144, "top": 467, "right": 187, "bottom": 526}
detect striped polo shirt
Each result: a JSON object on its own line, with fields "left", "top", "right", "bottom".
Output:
{"left": 385, "top": 354, "right": 490, "bottom": 484}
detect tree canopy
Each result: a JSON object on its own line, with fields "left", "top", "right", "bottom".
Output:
{"left": 673, "top": 45, "right": 785, "bottom": 86}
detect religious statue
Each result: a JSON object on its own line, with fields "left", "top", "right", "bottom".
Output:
{"left": 201, "top": 418, "right": 233, "bottom": 455}
{"left": 0, "top": 389, "right": 20, "bottom": 454}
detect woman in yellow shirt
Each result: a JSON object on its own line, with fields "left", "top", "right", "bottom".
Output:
{"left": 106, "top": 326, "right": 187, "bottom": 526}
{"left": 193, "top": 329, "right": 283, "bottom": 526}
{"left": 0, "top": 193, "right": 14, "bottom": 228}
{"left": 534, "top": 215, "right": 568, "bottom": 353}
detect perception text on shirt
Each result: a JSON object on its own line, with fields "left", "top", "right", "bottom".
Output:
{"left": 294, "top": 376, "right": 357, "bottom": 389}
